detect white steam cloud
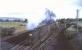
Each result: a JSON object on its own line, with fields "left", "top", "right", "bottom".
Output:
{"left": 26, "top": 9, "right": 47, "bottom": 30}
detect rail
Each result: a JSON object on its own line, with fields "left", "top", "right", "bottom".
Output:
{"left": 30, "top": 22, "right": 73, "bottom": 50}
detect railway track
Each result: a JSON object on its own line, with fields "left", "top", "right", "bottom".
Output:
{"left": 1, "top": 22, "right": 74, "bottom": 50}
{"left": 1, "top": 30, "right": 30, "bottom": 50}
{"left": 10, "top": 39, "right": 30, "bottom": 50}
{"left": 31, "top": 22, "right": 73, "bottom": 50}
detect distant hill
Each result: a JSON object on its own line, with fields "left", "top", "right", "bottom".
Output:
{"left": 0, "top": 17, "right": 24, "bottom": 20}
{"left": 0, "top": 17, "right": 27, "bottom": 22}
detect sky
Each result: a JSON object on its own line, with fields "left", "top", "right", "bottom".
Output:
{"left": 0, "top": 0, "right": 82, "bottom": 30}
{"left": 0, "top": 0, "right": 82, "bottom": 19}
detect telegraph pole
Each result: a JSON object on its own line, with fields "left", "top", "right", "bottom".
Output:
{"left": 76, "top": 9, "right": 79, "bottom": 33}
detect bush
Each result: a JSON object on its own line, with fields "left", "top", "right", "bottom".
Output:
{"left": 65, "top": 31, "right": 76, "bottom": 40}
{"left": 0, "top": 27, "right": 16, "bottom": 37}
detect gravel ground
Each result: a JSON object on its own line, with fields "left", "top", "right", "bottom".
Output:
{"left": 0, "top": 40, "right": 14, "bottom": 50}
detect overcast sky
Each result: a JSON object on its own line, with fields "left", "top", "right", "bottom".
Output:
{"left": 0, "top": 0, "right": 82, "bottom": 30}
{"left": 0, "top": 0, "right": 82, "bottom": 19}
